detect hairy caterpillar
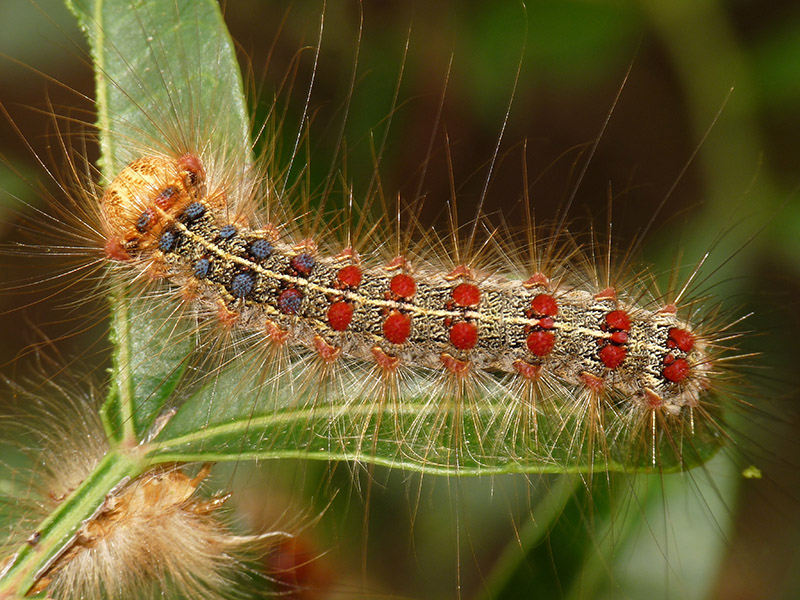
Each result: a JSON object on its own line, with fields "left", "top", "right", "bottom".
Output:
{"left": 100, "top": 147, "right": 709, "bottom": 469}
{"left": 1, "top": 0, "right": 798, "bottom": 599}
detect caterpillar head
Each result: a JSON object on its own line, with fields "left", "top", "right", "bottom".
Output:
{"left": 100, "top": 153, "right": 217, "bottom": 261}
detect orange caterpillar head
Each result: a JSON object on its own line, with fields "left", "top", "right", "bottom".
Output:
{"left": 100, "top": 153, "right": 216, "bottom": 261}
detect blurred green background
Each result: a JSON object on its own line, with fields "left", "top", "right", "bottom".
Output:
{"left": 1, "top": 0, "right": 799, "bottom": 598}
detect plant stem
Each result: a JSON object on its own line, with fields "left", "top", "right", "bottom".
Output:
{"left": 0, "top": 450, "right": 141, "bottom": 599}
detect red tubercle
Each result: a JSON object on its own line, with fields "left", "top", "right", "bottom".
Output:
{"left": 452, "top": 283, "right": 480, "bottom": 307}
{"left": 531, "top": 294, "right": 558, "bottom": 317}
{"left": 667, "top": 327, "right": 695, "bottom": 353}
{"left": 524, "top": 293, "right": 558, "bottom": 355}
{"left": 386, "top": 255, "right": 408, "bottom": 270}
{"left": 291, "top": 238, "right": 318, "bottom": 255}
{"left": 449, "top": 321, "right": 479, "bottom": 350}
{"left": 580, "top": 372, "right": 605, "bottom": 392}
{"left": 523, "top": 272, "right": 550, "bottom": 288}
{"left": 605, "top": 310, "right": 631, "bottom": 331}
{"left": 662, "top": 358, "right": 691, "bottom": 383}
{"left": 104, "top": 237, "right": 131, "bottom": 261}
{"left": 313, "top": 335, "right": 342, "bottom": 363}
{"left": 390, "top": 273, "right": 416, "bottom": 299}
{"left": 444, "top": 264, "right": 475, "bottom": 281}
{"left": 594, "top": 287, "right": 617, "bottom": 301}
{"left": 264, "top": 319, "right": 289, "bottom": 345}
{"left": 599, "top": 344, "right": 627, "bottom": 369}
{"left": 513, "top": 360, "right": 542, "bottom": 381}
{"left": 215, "top": 299, "right": 240, "bottom": 327}
{"left": 337, "top": 265, "right": 362, "bottom": 288}
{"left": 526, "top": 331, "right": 555, "bottom": 357}
{"left": 440, "top": 353, "right": 470, "bottom": 376}
{"left": 327, "top": 302, "right": 354, "bottom": 331}
{"left": 644, "top": 388, "right": 664, "bottom": 408}
{"left": 372, "top": 345, "right": 400, "bottom": 372}
{"left": 383, "top": 311, "right": 412, "bottom": 344}
{"left": 659, "top": 303, "right": 678, "bottom": 315}
{"left": 177, "top": 152, "right": 206, "bottom": 184}
{"left": 335, "top": 246, "right": 360, "bottom": 262}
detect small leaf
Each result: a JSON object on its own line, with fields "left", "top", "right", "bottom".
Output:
{"left": 67, "top": 0, "right": 250, "bottom": 178}
{"left": 101, "top": 293, "right": 193, "bottom": 442}
{"left": 66, "top": 0, "right": 250, "bottom": 442}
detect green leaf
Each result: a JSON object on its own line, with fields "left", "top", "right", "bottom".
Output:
{"left": 101, "top": 293, "right": 193, "bottom": 442}
{"left": 142, "top": 353, "right": 723, "bottom": 476}
{"left": 0, "top": 4, "right": 252, "bottom": 591}
{"left": 66, "top": 0, "right": 249, "bottom": 443}
{"left": 67, "top": 0, "right": 250, "bottom": 178}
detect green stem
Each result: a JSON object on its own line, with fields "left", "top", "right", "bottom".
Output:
{"left": 101, "top": 291, "right": 137, "bottom": 445}
{"left": 0, "top": 451, "right": 141, "bottom": 599}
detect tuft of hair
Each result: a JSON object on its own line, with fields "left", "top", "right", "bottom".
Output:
{"left": 36, "top": 465, "right": 268, "bottom": 600}
{"left": 0, "top": 374, "right": 290, "bottom": 600}
{"left": 1, "top": 374, "right": 108, "bottom": 554}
